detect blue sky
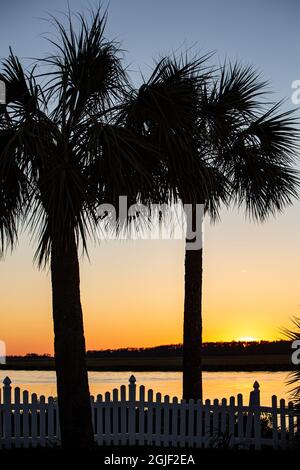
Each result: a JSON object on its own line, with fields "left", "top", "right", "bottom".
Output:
{"left": 1, "top": 0, "right": 299, "bottom": 106}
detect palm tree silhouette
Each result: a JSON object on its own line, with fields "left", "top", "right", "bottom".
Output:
{"left": 119, "top": 57, "right": 299, "bottom": 400}
{"left": 0, "top": 9, "right": 151, "bottom": 448}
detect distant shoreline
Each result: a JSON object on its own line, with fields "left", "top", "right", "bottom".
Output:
{"left": 0, "top": 354, "right": 293, "bottom": 372}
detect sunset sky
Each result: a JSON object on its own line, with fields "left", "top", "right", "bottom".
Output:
{"left": 1, "top": 0, "right": 300, "bottom": 355}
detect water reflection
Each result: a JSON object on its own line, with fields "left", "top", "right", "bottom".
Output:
{"left": 0, "top": 370, "right": 292, "bottom": 405}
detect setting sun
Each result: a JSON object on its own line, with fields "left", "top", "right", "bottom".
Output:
{"left": 236, "top": 336, "right": 258, "bottom": 342}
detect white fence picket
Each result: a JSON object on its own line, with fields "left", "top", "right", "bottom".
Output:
{"left": 39, "top": 395, "right": 46, "bottom": 446}
{"left": 280, "top": 399, "right": 287, "bottom": 449}
{"left": 23, "top": 390, "right": 30, "bottom": 448}
{"left": 0, "top": 376, "right": 298, "bottom": 450}
{"left": 171, "top": 396, "right": 178, "bottom": 446}
{"left": 162, "top": 395, "right": 170, "bottom": 447}
{"left": 221, "top": 398, "right": 227, "bottom": 439}
{"left": 47, "top": 396, "right": 55, "bottom": 443}
{"left": 288, "top": 401, "right": 294, "bottom": 441}
{"left": 179, "top": 398, "right": 186, "bottom": 447}
{"left": 96, "top": 394, "right": 103, "bottom": 445}
{"left": 204, "top": 399, "right": 211, "bottom": 448}
{"left": 271, "top": 395, "right": 279, "bottom": 450}
{"left": 14, "top": 387, "right": 21, "bottom": 448}
{"left": 147, "top": 389, "right": 154, "bottom": 445}
{"left": 104, "top": 391, "right": 111, "bottom": 445}
{"left": 237, "top": 393, "right": 243, "bottom": 447}
{"left": 112, "top": 389, "right": 119, "bottom": 445}
{"left": 213, "top": 398, "right": 219, "bottom": 438}
{"left": 195, "top": 399, "right": 203, "bottom": 448}
{"left": 120, "top": 385, "right": 127, "bottom": 445}
{"left": 228, "top": 396, "right": 235, "bottom": 448}
{"left": 128, "top": 376, "right": 136, "bottom": 446}
{"left": 31, "top": 393, "right": 38, "bottom": 447}
{"left": 138, "top": 385, "right": 145, "bottom": 445}
{"left": 154, "top": 393, "right": 161, "bottom": 446}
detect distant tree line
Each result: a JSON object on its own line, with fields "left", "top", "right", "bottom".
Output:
{"left": 7, "top": 341, "right": 291, "bottom": 360}
{"left": 87, "top": 341, "right": 291, "bottom": 358}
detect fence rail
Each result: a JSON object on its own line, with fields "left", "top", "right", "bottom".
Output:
{"left": 0, "top": 375, "right": 299, "bottom": 449}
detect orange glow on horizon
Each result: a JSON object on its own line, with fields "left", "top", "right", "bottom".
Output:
{"left": 1, "top": 205, "right": 300, "bottom": 355}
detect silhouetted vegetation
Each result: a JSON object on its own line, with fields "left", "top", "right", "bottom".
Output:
{"left": 87, "top": 340, "right": 291, "bottom": 358}
{"left": 6, "top": 340, "right": 292, "bottom": 360}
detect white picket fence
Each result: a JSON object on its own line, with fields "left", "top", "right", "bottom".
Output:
{"left": 0, "top": 375, "right": 299, "bottom": 450}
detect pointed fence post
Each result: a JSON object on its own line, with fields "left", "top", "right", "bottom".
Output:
{"left": 245, "top": 381, "right": 261, "bottom": 449}
{"left": 250, "top": 381, "right": 261, "bottom": 450}
{"left": 129, "top": 375, "right": 136, "bottom": 402}
{"left": 128, "top": 375, "right": 136, "bottom": 445}
{"left": 3, "top": 377, "right": 12, "bottom": 448}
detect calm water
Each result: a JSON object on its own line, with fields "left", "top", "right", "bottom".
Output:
{"left": 0, "top": 371, "right": 293, "bottom": 405}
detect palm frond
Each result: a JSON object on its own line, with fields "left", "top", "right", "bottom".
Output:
{"left": 41, "top": 6, "right": 127, "bottom": 127}
{"left": 1, "top": 7, "right": 299, "bottom": 266}
{"left": 0, "top": 50, "right": 42, "bottom": 114}
{"left": 120, "top": 53, "right": 211, "bottom": 133}
{"left": 117, "top": 54, "right": 221, "bottom": 211}
{"left": 0, "top": 125, "right": 26, "bottom": 256}
{"left": 225, "top": 107, "right": 300, "bottom": 221}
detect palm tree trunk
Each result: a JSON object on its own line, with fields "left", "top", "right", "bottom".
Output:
{"left": 51, "top": 232, "right": 94, "bottom": 449}
{"left": 182, "top": 203, "right": 203, "bottom": 401}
